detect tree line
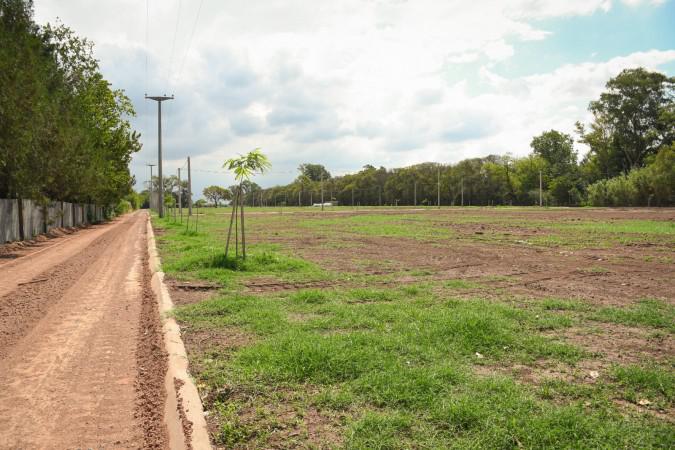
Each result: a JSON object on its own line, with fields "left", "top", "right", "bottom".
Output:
{"left": 0, "top": 0, "right": 140, "bottom": 209}
{"left": 143, "top": 67, "right": 673, "bottom": 209}
{"left": 250, "top": 68, "right": 672, "bottom": 208}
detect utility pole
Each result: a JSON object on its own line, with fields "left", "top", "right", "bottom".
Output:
{"left": 461, "top": 177, "right": 464, "bottom": 207}
{"left": 378, "top": 185, "right": 382, "bottom": 206}
{"left": 147, "top": 164, "right": 156, "bottom": 211}
{"left": 320, "top": 173, "right": 324, "bottom": 211}
{"left": 177, "top": 167, "right": 182, "bottom": 221}
{"left": 437, "top": 166, "right": 441, "bottom": 209}
{"left": 352, "top": 187, "right": 355, "bottom": 208}
{"left": 414, "top": 181, "right": 417, "bottom": 206}
{"left": 187, "top": 156, "right": 192, "bottom": 215}
{"left": 539, "top": 170, "right": 543, "bottom": 207}
{"left": 145, "top": 94, "right": 174, "bottom": 218}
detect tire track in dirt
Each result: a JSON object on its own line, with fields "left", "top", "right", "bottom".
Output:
{"left": 0, "top": 212, "right": 168, "bottom": 448}
{"left": 0, "top": 217, "right": 133, "bottom": 359}
{"left": 0, "top": 222, "right": 115, "bottom": 298}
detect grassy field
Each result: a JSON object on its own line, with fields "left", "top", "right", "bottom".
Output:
{"left": 153, "top": 206, "right": 674, "bottom": 449}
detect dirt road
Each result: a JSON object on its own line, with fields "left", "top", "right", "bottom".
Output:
{"left": 0, "top": 211, "right": 167, "bottom": 449}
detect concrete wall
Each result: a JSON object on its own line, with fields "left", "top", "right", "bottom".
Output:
{"left": 0, "top": 199, "right": 104, "bottom": 243}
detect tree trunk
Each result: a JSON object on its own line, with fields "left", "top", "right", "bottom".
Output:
{"left": 235, "top": 189, "right": 239, "bottom": 258}
{"left": 241, "top": 185, "right": 246, "bottom": 259}
{"left": 225, "top": 190, "right": 238, "bottom": 257}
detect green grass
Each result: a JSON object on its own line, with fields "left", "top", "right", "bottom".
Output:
{"left": 444, "top": 279, "right": 482, "bottom": 289}
{"left": 591, "top": 298, "right": 675, "bottom": 332}
{"left": 171, "top": 287, "right": 675, "bottom": 447}
{"left": 611, "top": 364, "right": 674, "bottom": 406}
{"left": 153, "top": 208, "right": 675, "bottom": 448}
{"left": 540, "top": 298, "right": 591, "bottom": 311}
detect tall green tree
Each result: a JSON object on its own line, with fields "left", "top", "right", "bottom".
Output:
{"left": 578, "top": 68, "right": 675, "bottom": 177}
{"left": 297, "top": 163, "right": 331, "bottom": 182}
{"left": 0, "top": 0, "right": 140, "bottom": 208}
{"left": 202, "top": 185, "right": 230, "bottom": 207}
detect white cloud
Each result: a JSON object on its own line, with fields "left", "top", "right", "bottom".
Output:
{"left": 621, "top": 0, "right": 665, "bottom": 6}
{"left": 30, "top": 0, "right": 673, "bottom": 196}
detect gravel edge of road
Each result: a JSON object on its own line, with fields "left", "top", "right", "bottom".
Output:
{"left": 146, "top": 213, "right": 212, "bottom": 450}
{"left": 138, "top": 216, "right": 171, "bottom": 449}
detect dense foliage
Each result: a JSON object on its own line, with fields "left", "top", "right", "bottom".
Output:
{"left": 254, "top": 68, "right": 673, "bottom": 207}
{"left": 0, "top": 0, "right": 140, "bottom": 205}
{"left": 203, "top": 185, "right": 231, "bottom": 207}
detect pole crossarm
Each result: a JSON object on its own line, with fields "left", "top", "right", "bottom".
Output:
{"left": 145, "top": 95, "right": 174, "bottom": 102}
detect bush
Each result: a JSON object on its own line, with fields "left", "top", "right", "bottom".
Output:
{"left": 586, "top": 145, "right": 674, "bottom": 207}
{"left": 605, "top": 174, "right": 635, "bottom": 206}
{"left": 115, "top": 199, "right": 132, "bottom": 215}
{"left": 648, "top": 143, "right": 674, "bottom": 205}
{"left": 586, "top": 179, "right": 610, "bottom": 206}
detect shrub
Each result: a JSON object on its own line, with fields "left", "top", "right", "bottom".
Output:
{"left": 115, "top": 199, "right": 132, "bottom": 215}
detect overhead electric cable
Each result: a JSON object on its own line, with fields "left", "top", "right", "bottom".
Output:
{"left": 167, "top": 0, "right": 182, "bottom": 84}
{"left": 144, "top": 0, "right": 150, "bottom": 153}
{"left": 176, "top": 0, "right": 205, "bottom": 83}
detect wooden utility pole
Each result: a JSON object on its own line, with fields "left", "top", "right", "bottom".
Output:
{"left": 461, "top": 177, "right": 464, "bottom": 207}
{"left": 145, "top": 94, "right": 174, "bottom": 218}
{"left": 147, "top": 164, "right": 156, "bottom": 211}
{"left": 177, "top": 167, "right": 182, "bottom": 222}
{"left": 352, "top": 187, "right": 355, "bottom": 208}
{"left": 187, "top": 157, "right": 192, "bottom": 215}
{"left": 414, "top": 181, "right": 417, "bottom": 206}
{"left": 539, "top": 170, "right": 543, "bottom": 207}
{"left": 320, "top": 173, "right": 324, "bottom": 211}
{"left": 437, "top": 166, "right": 441, "bottom": 208}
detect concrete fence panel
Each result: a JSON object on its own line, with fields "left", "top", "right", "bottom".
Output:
{"left": 1, "top": 198, "right": 107, "bottom": 243}
{"left": 0, "top": 199, "right": 20, "bottom": 242}
{"left": 23, "top": 199, "right": 43, "bottom": 238}
{"left": 62, "top": 202, "right": 73, "bottom": 227}
{"left": 46, "top": 202, "right": 61, "bottom": 231}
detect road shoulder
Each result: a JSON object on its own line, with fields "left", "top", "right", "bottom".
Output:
{"left": 146, "top": 213, "right": 211, "bottom": 449}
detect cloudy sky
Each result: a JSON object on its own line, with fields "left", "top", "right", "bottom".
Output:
{"left": 33, "top": 0, "right": 675, "bottom": 197}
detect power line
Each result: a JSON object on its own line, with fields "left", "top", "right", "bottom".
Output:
{"left": 167, "top": 0, "right": 182, "bottom": 84}
{"left": 190, "top": 168, "right": 296, "bottom": 175}
{"left": 145, "top": 0, "right": 149, "bottom": 94}
{"left": 144, "top": 0, "right": 149, "bottom": 153}
{"left": 175, "top": 0, "right": 205, "bottom": 83}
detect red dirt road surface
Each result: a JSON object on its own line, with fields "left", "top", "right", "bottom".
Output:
{"left": 0, "top": 211, "right": 167, "bottom": 449}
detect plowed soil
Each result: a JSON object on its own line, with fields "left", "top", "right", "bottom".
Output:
{"left": 0, "top": 211, "right": 167, "bottom": 449}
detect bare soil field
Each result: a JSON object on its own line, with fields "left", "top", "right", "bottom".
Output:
{"left": 0, "top": 211, "right": 167, "bottom": 449}
{"left": 259, "top": 208, "right": 675, "bottom": 305}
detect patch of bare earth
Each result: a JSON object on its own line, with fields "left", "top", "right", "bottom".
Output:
{"left": 200, "top": 385, "right": 345, "bottom": 450}
{"left": 166, "top": 277, "right": 221, "bottom": 306}
{"left": 182, "top": 327, "right": 256, "bottom": 355}
{"left": 556, "top": 322, "right": 674, "bottom": 367}
{"left": 245, "top": 277, "right": 337, "bottom": 293}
